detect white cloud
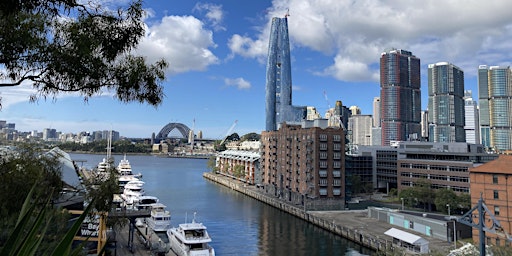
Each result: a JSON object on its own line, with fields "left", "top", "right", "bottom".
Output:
{"left": 224, "top": 77, "right": 251, "bottom": 90}
{"left": 137, "top": 15, "right": 219, "bottom": 74}
{"left": 229, "top": 0, "right": 512, "bottom": 82}
{"left": 0, "top": 84, "right": 36, "bottom": 109}
{"left": 193, "top": 3, "right": 226, "bottom": 31}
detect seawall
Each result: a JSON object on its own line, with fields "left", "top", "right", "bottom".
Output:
{"left": 203, "top": 172, "right": 394, "bottom": 253}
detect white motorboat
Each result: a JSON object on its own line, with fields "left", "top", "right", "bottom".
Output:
{"left": 117, "top": 154, "right": 142, "bottom": 178}
{"left": 121, "top": 180, "right": 145, "bottom": 208}
{"left": 118, "top": 174, "right": 140, "bottom": 192}
{"left": 136, "top": 195, "right": 159, "bottom": 211}
{"left": 146, "top": 203, "right": 171, "bottom": 232}
{"left": 167, "top": 213, "right": 215, "bottom": 256}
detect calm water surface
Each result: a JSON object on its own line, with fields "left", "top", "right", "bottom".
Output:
{"left": 70, "top": 153, "right": 372, "bottom": 256}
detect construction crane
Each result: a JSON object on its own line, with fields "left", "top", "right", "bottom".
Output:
{"left": 220, "top": 120, "right": 238, "bottom": 145}
{"left": 323, "top": 90, "right": 331, "bottom": 110}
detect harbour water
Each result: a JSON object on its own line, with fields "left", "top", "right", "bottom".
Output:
{"left": 70, "top": 153, "right": 372, "bottom": 256}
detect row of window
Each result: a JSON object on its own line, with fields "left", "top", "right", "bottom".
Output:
{"left": 400, "top": 172, "right": 469, "bottom": 182}
{"left": 400, "top": 181, "right": 469, "bottom": 193}
{"left": 399, "top": 163, "right": 468, "bottom": 172}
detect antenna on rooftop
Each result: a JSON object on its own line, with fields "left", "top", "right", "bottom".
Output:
{"left": 285, "top": 8, "right": 290, "bottom": 18}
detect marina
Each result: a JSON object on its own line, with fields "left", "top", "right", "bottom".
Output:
{"left": 72, "top": 153, "right": 370, "bottom": 256}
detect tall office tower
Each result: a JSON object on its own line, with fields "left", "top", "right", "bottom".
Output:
{"left": 478, "top": 65, "right": 512, "bottom": 152}
{"left": 420, "top": 110, "right": 429, "bottom": 140}
{"left": 373, "top": 97, "right": 381, "bottom": 127}
{"left": 265, "top": 17, "right": 306, "bottom": 131}
{"left": 427, "top": 62, "right": 465, "bottom": 142}
{"left": 464, "top": 90, "right": 480, "bottom": 144}
{"left": 348, "top": 115, "right": 373, "bottom": 146}
{"left": 349, "top": 106, "right": 361, "bottom": 115}
{"left": 380, "top": 49, "right": 421, "bottom": 146}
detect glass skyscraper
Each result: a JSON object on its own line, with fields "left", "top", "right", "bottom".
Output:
{"left": 478, "top": 65, "right": 512, "bottom": 152}
{"left": 265, "top": 17, "right": 306, "bottom": 131}
{"left": 427, "top": 62, "right": 465, "bottom": 142}
{"left": 380, "top": 49, "right": 421, "bottom": 146}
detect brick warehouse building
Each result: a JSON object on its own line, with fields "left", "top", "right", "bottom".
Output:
{"left": 260, "top": 121, "right": 346, "bottom": 210}
{"left": 470, "top": 154, "right": 512, "bottom": 246}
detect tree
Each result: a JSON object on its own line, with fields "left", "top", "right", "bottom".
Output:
{"left": 434, "top": 189, "right": 458, "bottom": 214}
{"left": 0, "top": 0, "right": 167, "bottom": 108}
{"left": 206, "top": 156, "right": 218, "bottom": 173}
{"left": 240, "top": 133, "right": 261, "bottom": 142}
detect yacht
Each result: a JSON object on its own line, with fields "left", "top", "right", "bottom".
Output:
{"left": 167, "top": 213, "right": 215, "bottom": 256}
{"left": 146, "top": 203, "right": 171, "bottom": 232}
{"left": 121, "top": 180, "right": 145, "bottom": 208}
{"left": 117, "top": 154, "right": 142, "bottom": 178}
{"left": 136, "top": 195, "right": 159, "bottom": 211}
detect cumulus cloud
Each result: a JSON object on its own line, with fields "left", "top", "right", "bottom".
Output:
{"left": 193, "top": 2, "right": 226, "bottom": 31}
{"left": 229, "top": 0, "right": 512, "bottom": 82}
{"left": 137, "top": 15, "right": 219, "bottom": 74}
{"left": 224, "top": 77, "right": 251, "bottom": 90}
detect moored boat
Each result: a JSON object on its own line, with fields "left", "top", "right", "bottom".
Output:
{"left": 146, "top": 203, "right": 171, "bottom": 232}
{"left": 167, "top": 213, "right": 215, "bottom": 256}
{"left": 121, "top": 180, "right": 145, "bottom": 208}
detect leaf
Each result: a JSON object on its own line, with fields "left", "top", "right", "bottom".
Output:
{"left": 50, "top": 200, "right": 95, "bottom": 256}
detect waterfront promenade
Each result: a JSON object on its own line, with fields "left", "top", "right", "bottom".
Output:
{"left": 203, "top": 172, "right": 454, "bottom": 255}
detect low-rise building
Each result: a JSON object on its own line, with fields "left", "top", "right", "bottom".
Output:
{"left": 469, "top": 155, "right": 512, "bottom": 246}
{"left": 216, "top": 150, "right": 260, "bottom": 184}
{"left": 260, "top": 121, "right": 345, "bottom": 210}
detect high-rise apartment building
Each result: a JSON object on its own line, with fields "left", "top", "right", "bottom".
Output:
{"left": 478, "top": 65, "right": 512, "bottom": 152}
{"left": 464, "top": 90, "right": 480, "bottom": 144}
{"left": 420, "top": 110, "right": 429, "bottom": 140}
{"left": 348, "top": 115, "right": 373, "bottom": 146}
{"left": 380, "top": 49, "right": 421, "bottom": 146}
{"left": 373, "top": 97, "right": 381, "bottom": 127}
{"left": 265, "top": 17, "right": 306, "bottom": 131}
{"left": 427, "top": 62, "right": 465, "bottom": 142}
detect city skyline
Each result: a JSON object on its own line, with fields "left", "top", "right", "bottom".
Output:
{"left": 2, "top": 1, "right": 512, "bottom": 138}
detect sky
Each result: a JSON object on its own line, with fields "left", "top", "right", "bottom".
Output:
{"left": 2, "top": 0, "right": 512, "bottom": 139}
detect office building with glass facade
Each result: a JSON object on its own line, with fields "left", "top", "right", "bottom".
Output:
{"left": 478, "top": 65, "right": 512, "bottom": 152}
{"left": 427, "top": 62, "right": 465, "bottom": 142}
{"left": 380, "top": 49, "right": 421, "bottom": 146}
{"left": 265, "top": 17, "right": 306, "bottom": 131}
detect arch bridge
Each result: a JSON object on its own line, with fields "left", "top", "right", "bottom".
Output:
{"left": 156, "top": 123, "right": 191, "bottom": 140}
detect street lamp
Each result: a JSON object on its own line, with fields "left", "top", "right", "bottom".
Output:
{"left": 400, "top": 198, "right": 404, "bottom": 211}
{"left": 449, "top": 216, "right": 457, "bottom": 250}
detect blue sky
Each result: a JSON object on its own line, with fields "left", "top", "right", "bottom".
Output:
{"left": 2, "top": 0, "right": 512, "bottom": 139}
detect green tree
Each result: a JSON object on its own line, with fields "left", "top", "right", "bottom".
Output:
{"left": 457, "top": 193, "right": 471, "bottom": 213}
{"left": 398, "top": 188, "right": 418, "bottom": 207}
{"left": 206, "top": 156, "right": 218, "bottom": 173}
{"left": 240, "top": 133, "right": 261, "bottom": 142}
{"left": 415, "top": 179, "right": 434, "bottom": 211}
{"left": 434, "top": 189, "right": 458, "bottom": 214}
{"left": 0, "top": 0, "right": 167, "bottom": 108}
{"left": 233, "top": 165, "right": 244, "bottom": 178}
{"left": 349, "top": 175, "right": 363, "bottom": 195}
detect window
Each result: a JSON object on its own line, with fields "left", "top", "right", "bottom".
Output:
{"left": 493, "top": 174, "right": 499, "bottom": 184}
{"left": 494, "top": 190, "right": 499, "bottom": 199}
{"left": 495, "top": 206, "right": 500, "bottom": 216}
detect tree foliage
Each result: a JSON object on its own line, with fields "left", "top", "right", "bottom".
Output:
{"left": 0, "top": 0, "right": 168, "bottom": 108}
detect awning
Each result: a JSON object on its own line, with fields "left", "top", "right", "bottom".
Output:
{"left": 384, "top": 228, "right": 428, "bottom": 245}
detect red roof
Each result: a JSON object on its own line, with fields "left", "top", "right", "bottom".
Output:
{"left": 470, "top": 155, "right": 512, "bottom": 174}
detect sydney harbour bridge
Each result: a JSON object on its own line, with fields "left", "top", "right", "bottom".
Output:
{"left": 155, "top": 122, "right": 191, "bottom": 141}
